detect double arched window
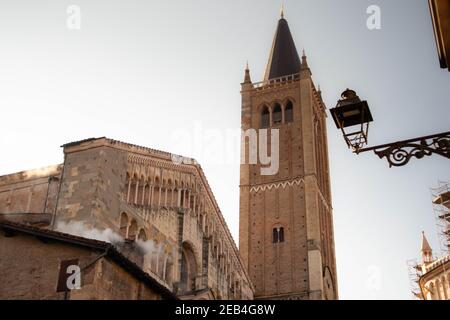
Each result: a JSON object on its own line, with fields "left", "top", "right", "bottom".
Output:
{"left": 260, "top": 100, "right": 295, "bottom": 128}
{"left": 273, "top": 227, "right": 285, "bottom": 244}
{"left": 119, "top": 212, "right": 143, "bottom": 241}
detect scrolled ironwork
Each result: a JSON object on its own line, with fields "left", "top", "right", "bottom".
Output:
{"left": 358, "top": 131, "right": 450, "bottom": 167}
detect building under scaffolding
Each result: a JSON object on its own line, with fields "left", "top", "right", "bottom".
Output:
{"left": 432, "top": 182, "right": 450, "bottom": 254}
{"left": 406, "top": 259, "right": 423, "bottom": 299}
{"left": 407, "top": 182, "right": 450, "bottom": 300}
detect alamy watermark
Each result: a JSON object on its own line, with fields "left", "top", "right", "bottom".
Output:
{"left": 170, "top": 122, "right": 279, "bottom": 176}
{"left": 66, "top": 264, "right": 82, "bottom": 290}
{"left": 67, "top": 5, "right": 81, "bottom": 30}
{"left": 366, "top": 5, "right": 381, "bottom": 30}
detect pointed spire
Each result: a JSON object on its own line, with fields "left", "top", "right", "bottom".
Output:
{"left": 280, "top": 1, "right": 285, "bottom": 19}
{"left": 421, "top": 231, "right": 433, "bottom": 263}
{"left": 243, "top": 61, "right": 252, "bottom": 84}
{"left": 264, "top": 15, "right": 301, "bottom": 81}
{"left": 301, "top": 49, "right": 309, "bottom": 69}
{"left": 421, "top": 231, "right": 432, "bottom": 252}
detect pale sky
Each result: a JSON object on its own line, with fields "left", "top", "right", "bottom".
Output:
{"left": 1, "top": 0, "right": 449, "bottom": 300}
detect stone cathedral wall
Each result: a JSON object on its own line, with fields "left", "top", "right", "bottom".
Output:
{"left": 0, "top": 164, "right": 62, "bottom": 224}
{"left": 0, "top": 138, "right": 253, "bottom": 300}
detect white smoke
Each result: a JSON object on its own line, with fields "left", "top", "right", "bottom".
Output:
{"left": 55, "top": 220, "right": 174, "bottom": 284}
{"left": 136, "top": 239, "right": 175, "bottom": 280}
{"left": 135, "top": 238, "right": 160, "bottom": 256}
{"left": 55, "top": 221, "right": 124, "bottom": 245}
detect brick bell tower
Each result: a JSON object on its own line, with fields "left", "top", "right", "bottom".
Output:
{"left": 239, "top": 12, "right": 338, "bottom": 300}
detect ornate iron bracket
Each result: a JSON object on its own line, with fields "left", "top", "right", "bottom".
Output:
{"left": 356, "top": 131, "right": 450, "bottom": 167}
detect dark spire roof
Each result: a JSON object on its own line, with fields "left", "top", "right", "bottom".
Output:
{"left": 243, "top": 61, "right": 252, "bottom": 84}
{"left": 264, "top": 18, "right": 301, "bottom": 81}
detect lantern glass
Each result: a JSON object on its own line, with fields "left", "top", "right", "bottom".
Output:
{"left": 330, "top": 89, "right": 374, "bottom": 151}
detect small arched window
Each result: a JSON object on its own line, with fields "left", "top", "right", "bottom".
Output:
{"left": 272, "top": 228, "right": 279, "bottom": 243}
{"left": 119, "top": 212, "right": 129, "bottom": 238}
{"left": 137, "top": 228, "right": 147, "bottom": 241}
{"left": 261, "top": 106, "right": 270, "bottom": 128}
{"left": 279, "top": 227, "right": 285, "bottom": 242}
{"left": 180, "top": 242, "right": 197, "bottom": 293}
{"left": 273, "top": 104, "right": 282, "bottom": 125}
{"left": 285, "top": 101, "right": 293, "bottom": 123}
{"left": 273, "top": 227, "right": 285, "bottom": 244}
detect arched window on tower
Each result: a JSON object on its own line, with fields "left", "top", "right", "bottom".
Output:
{"left": 273, "top": 104, "right": 282, "bottom": 125}
{"left": 261, "top": 106, "right": 270, "bottom": 128}
{"left": 273, "top": 227, "right": 285, "bottom": 244}
{"left": 272, "top": 228, "right": 279, "bottom": 243}
{"left": 279, "top": 227, "right": 285, "bottom": 242}
{"left": 285, "top": 100, "right": 293, "bottom": 123}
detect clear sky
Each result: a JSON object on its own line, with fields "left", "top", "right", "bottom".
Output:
{"left": 0, "top": 0, "right": 449, "bottom": 300}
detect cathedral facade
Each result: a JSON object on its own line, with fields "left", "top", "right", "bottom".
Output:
{"left": 239, "top": 15, "right": 338, "bottom": 300}
{"left": 0, "top": 138, "right": 253, "bottom": 300}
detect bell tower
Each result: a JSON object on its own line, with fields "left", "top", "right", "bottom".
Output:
{"left": 239, "top": 14, "right": 338, "bottom": 300}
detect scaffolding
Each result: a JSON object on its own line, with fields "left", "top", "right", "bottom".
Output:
{"left": 406, "top": 259, "right": 423, "bottom": 300}
{"left": 431, "top": 181, "right": 450, "bottom": 255}
{"left": 406, "top": 182, "right": 450, "bottom": 300}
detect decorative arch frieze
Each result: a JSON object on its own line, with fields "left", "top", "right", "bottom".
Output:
{"left": 123, "top": 151, "right": 253, "bottom": 296}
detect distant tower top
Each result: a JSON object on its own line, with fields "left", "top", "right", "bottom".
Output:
{"left": 421, "top": 231, "right": 434, "bottom": 264}
{"left": 264, "top": 12, "right": 301, "bottom": 80}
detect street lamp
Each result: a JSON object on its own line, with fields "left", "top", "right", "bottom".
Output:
{"left": 329, "top": 89, "right": 373, "bottom": 152}
{"left": 330, "top": 89, "right": 450, "bottom": 167}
